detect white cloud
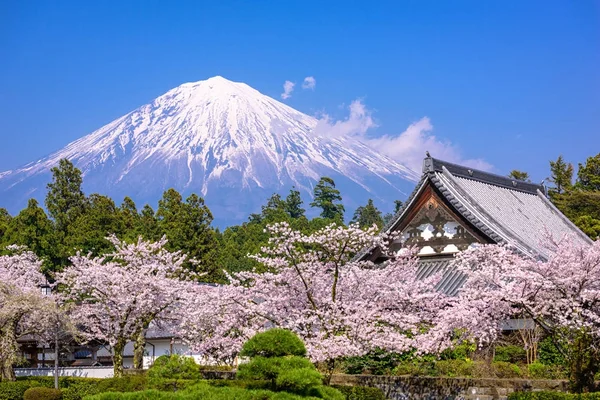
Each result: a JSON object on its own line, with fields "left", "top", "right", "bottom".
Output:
{"left": 302, "top": 76, "right": 316, "bottom": 90}
{"left": 313, "top": 100, "right": 377, "bottom": 138}
{"left": 313, "top": 99, "right": 492, "bottom": 173}
{"left": 367, "top": 117, "right": 492, "bottom": 173}
{"left": 281, "top": 80, "right": 295, "bottom": 99}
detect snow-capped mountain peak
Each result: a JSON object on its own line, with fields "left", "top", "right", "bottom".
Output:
{"left": 0, "top": 76, "right": 418, "bottom": 226}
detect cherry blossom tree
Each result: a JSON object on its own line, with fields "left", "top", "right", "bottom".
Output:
{"left": 56, "top": 236, "right": 197, "bottom": 377}
{"left": 0, "top": 246, "right": 52, "bottom": 381}
{"left": 179, "top": 222, "right": 449, "bottom": 373}
{"left": 442, "top": 235, "right": 600, "bottom": 392}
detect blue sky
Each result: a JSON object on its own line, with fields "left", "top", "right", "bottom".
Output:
{"left": 1, "top": 0, "right": 598, "bottom": 182}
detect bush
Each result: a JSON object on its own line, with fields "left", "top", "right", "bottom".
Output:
{"left": 237, "top": 356, "right": 314, "bottom": 383}
{"left": 85, "top": 382, "right": 331, "bottom": 399}
{"left": 435, "top": 359, "right": 475, "bottom": 377}
{"left": 23, "top": 387, "right": 62, "bottom": 400}
{"left": 342, "top": 348, "right": 409, "bottom": 375}
{"left": 315, "top": 386, "right": 346, "bottom": 400}
{"left": 147, "top": 355, "right": 200, "bottom": 381}
{"left": 96, "top": 376, "right": 148, "bottom": 393}
{"left": 61, "top": 382, "right": 101, "bottom": 400}
{"left": 148, "top": 379, "right": 196, "bottom": 392}
{"left": 392, "top": 358, "right": 436, "bottom": 376}
{"left": 538, "top": 337, "right": 566, "bottom": 366}
{"left": 275, "top": 368, "right": 323, "bottom": 395}
{"left": 527, "top": 362, "right": 567, "bottom": 380}
{"left": 331, "top": 385, "right": 386, "bottom": 400}
{"left": 240, "top": 329, "right": 307, "bottom": 358}
{"left": 0, "top": 381, "right": 39, "bottom": 400}
{"left": 492, "top": 361, "right": 523, "bottom": 378}
{"left": 152, "top": 355, "right": 171, "bottom": 368}
{"left": 494, "top": 345, "right": 528, "bottom": 364}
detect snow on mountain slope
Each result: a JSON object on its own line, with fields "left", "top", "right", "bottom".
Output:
{"left": 0, "top": 76, "right": 419, "bottom": 226}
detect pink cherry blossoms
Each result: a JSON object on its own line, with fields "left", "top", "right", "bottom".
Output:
{"left": 179, "top": 222, "right": 449, "bottom": 365}
{"left": 56, "top": 235, "right": 198, "bottom": 377}
{"left": 441, "top": 234, "right": 600, "bottom": 347}
{"left": 0, "top": 247, "right": 52, "bottom": 380}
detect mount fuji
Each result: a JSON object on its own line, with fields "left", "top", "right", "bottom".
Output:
{"left": 0, "top": 76, "right": 419, "bottom": 226}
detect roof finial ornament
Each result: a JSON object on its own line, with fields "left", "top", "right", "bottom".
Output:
{"left": 425, "top": 151, "right": 431, "bottom": 158}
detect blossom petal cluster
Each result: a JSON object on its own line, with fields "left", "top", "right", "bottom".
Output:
{"left": 180, "top": 223, "right": 449, "bottom": 362}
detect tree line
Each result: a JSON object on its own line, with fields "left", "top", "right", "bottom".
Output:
{"left": 0, "top": 159, "right": 400, "bottom": 283}
{"left": 0, "top": 153, "right": 598, "bottom": 283}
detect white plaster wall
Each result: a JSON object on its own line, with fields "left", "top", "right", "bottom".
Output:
{"left": 15, "top": 367, "right": 114, "bottom": 379}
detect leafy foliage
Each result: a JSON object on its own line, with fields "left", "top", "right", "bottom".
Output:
{"left": 23, "top": 387, "right": 63, "bottom": 400}
{"left": 235, "top": 329, "right": 341, "bottom": 398}
{"left": 350, "top": 199, "right": 383, "bottom": 229}
{"left": 240, "top": 329, "right": 307, "bottom": 358}
{"left": 494, "top": 345, "right": 527, "bottom": 364}
{"left": 508, "top": 170, "right": 531, "bottom": 182}
{"left": 310, "top": 177, "right": 344, "bottom": 221}
{"left": 147, "top": 354, "right": 200, "bottom": 381}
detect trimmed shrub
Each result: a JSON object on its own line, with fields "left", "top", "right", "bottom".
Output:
{"left": 275, "top": 368, "right": 323, "bottom": 395}
{"left": 240, "top": 329, "right": 307, "bottom": 359}
{"left": 61, "top": 382, "right": 101, "bottom": 400}
{"left": 96, "top": 376, "right": 148, "bottom": 393}
{"left": 147, "top": 355, "right": 200, "bottom": 381}
{"left": 23, "top": 387, "right": 62, "bottom": 400}
{"left": 151, "top": 355, "right": 171, "bottom": 368}
{"left": 148, "top": 379, "right": 196, "bottom": 392}
{"left": 332, "top": 385, "right": 386, "bottom": 400}
{"left": 494, "top": 345, "right": 528, "bottom": 364}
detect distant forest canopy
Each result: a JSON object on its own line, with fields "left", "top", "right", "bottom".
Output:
{"left": 0, "top": 153, "right": 598, "bottom": 282}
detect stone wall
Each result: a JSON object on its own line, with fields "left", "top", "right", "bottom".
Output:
{"left": 329, "top": 374, "right": 569, "bottom": 400}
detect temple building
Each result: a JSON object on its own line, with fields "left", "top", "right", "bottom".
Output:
{"left": 359, "top": 156, "right": 592, "bottom": 295}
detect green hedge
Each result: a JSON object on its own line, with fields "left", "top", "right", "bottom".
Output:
{"left": 0, "top": 381, "right": 39, "bottom": 400}
{"left": 85, "top": 381, "right": 342, "bottom": 400}
{"left": 0, "top": 376, "right": 148, "bottom": 400}
{"left": 23, "top": 387, "right": 62, "bottom": 400}
{"left": 508, "top": 392, "right": 600, "bottom": 400}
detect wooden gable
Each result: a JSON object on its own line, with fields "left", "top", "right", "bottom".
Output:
{"left": 389, "top": 183, "right": 491, "bottom": 257}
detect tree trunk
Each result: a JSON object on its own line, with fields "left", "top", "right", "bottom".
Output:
{"left": 1, "top": 360, "right": 16, "bottom": 382}
{"left": 133, "top": 329, "right": 146, "bottom": 370}
{"left": 0, "top": 323, "right": 18, "bottom": 381}
{"left": 113, "top": 340, "right": 126, "bottom": 378}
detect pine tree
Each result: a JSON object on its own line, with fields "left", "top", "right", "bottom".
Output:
{"left": 394, "top": 200, "right": 404, "bottom": 213}
{"left": 351, "top": 199, "right": 384, "bottom": 229}
{"left": 67, "top": 194, "right": 125, "bottom": 256}
{"left": 0, "top": 208, "right": 11, "bottom": 246}
{"left": 549, "top": 155, "right": 574, "bottom": 194}
{"left": 4, "top": 199, "right": 56, "bottom": 273}
{"left": 119, "top": 197, "right": 140, "bottom": 241}
{"left": 157, "top": 189, "right": 220, "bottom": 281}
{"left": 45, "top": 159, "right": 87, "bottom": 232}
{"left": 137, "top": 204, "right": 161, "bottom": 241}
{"left": 310, "top": 177, "right": 345, "bottom": 221}
{"left": 285, "top": 187, "right": 305, "bottom": 219}
{"left": 508, "top": 170, "right": 531, "bottom": 182}
{"left": 576, "top": 153, "right": 600, "bottom": 192}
